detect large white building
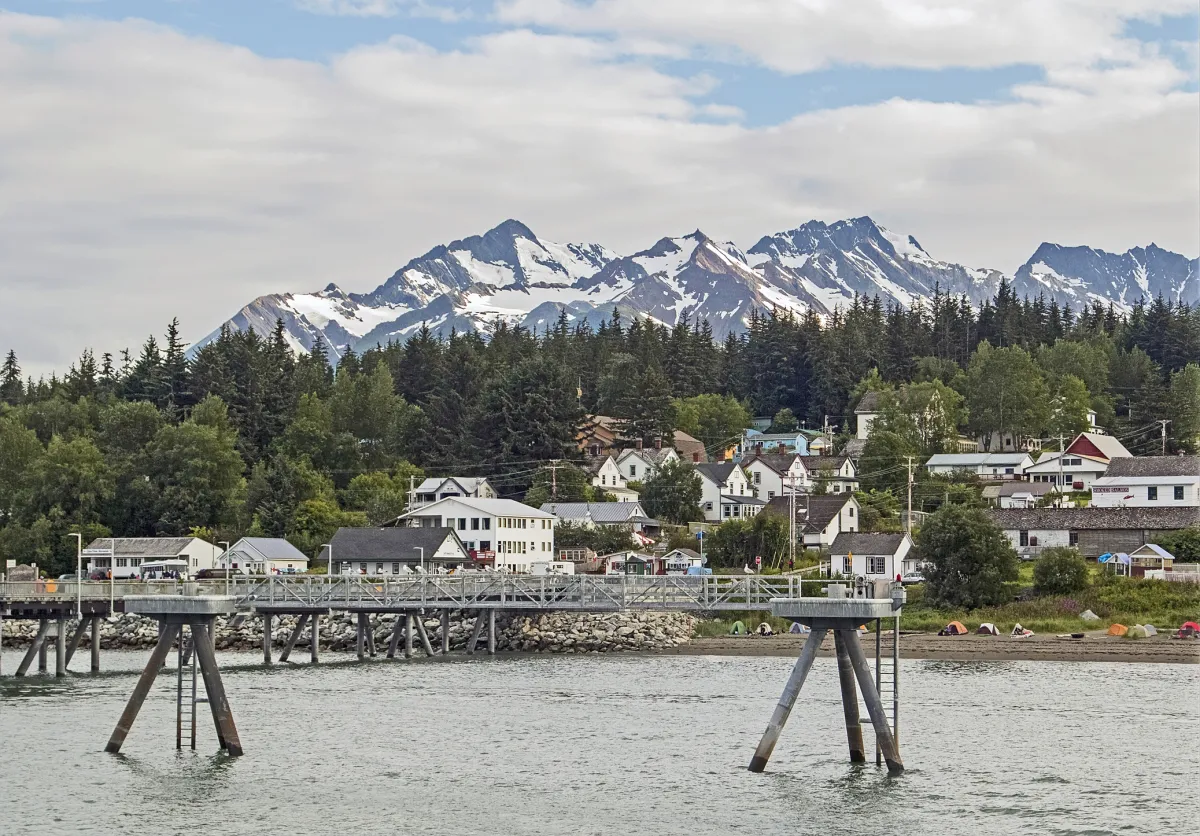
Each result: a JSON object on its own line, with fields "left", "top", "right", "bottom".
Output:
{"left": 83, "top": 537, "right": 221, "bottom": 579}
{"left": 409, "top": 477, "right": 497, "bottom": 509}
{"left": 1090, "top": 456, "right": 1200, "bottom": 508}
{"left": 394, "top": 497, "right": 556, "bottom": 573}
{"left": 925, "top": 452, "right": 1034, "bottom": 479}
{"left": 694, "top": 461, "right": 764, "bottom": 522}
{"left": 1024, "top": 432, "right": 1132, "bottom": 490}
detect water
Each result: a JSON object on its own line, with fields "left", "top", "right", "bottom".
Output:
{"left": 1, "top": 651, "right": 1196, "bottom": 836}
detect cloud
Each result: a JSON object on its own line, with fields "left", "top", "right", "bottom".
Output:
{"left": 496, "top": 0, "right": 1200, "bottom": 73}
{"left": 0, "top": 10, "right": 1196, "bottom": 375}
{"left": 296, "top": 0, "right": 473, "bottom": 21}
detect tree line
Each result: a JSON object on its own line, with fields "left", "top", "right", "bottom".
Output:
{"left": 1, "top": 285, "right": 1197, "bottom": 574}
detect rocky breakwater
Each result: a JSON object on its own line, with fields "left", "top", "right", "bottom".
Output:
{"left": 1, "top": 611, "right": 696, "bottom": 654}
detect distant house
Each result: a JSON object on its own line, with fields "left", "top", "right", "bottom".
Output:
{"left": 578, "top": 415, "right": 620, "bottom": 457}
{"left": 1128, "top": 543, "right": 1176, "bottom": 576}
{"left": 1025, "top": 432, "right": 1132, "bottom": 489}
{"left": 852, "top": 391, "right": 883, "bottom": 444}
{"left": 799, "top": 456, "right": 859, "bottom": 494}
{"left": 1089, "top": 456, "right": 1200, "bottom": 509}
{"left": 742, "top": 453, "right": 806, "bottom": 502}
{"left": 409, "top": 477, "right": 497, "bottom": 509}
{"left": 661, "top": 548, "right": 704, "bottom": 573}
{"left": 588, "top": 455, "right": 640, "bottom": 502}
{"left": 320, "top": 527, "right": 470, "bottom": 575}
{"left": 829, "top": 532, "right": 914, "bottom": 581}
{"left": 763, "top": 494, "right": 860, "bottom": 550}
{"left": 981, "top": 480, "right": 1055, "bottom": 509}
{"left": 925, "top": 452, "right": 1034, "bottom": 479}
{"left": 616, "top": 445, "right": 679, "bottom": 482}
{"left": 986, "top": 506, "right": 1200, "bottom": 560}
{"left": 740, "top": 430, "right": 810, "bottom": 457}
{"left": 673, "top": 430, "right": 708, "bottom": 464}
{"left": 221, "top": 538, "right": 309, "bottom": 574}
{"left": 977, "top": 431, "right": 1042, "bottom": 453}
{"left": 600, "top": 550, "right": 663, "bottom": 575}
{"left": 695, "top": 461, "right": 763, "bottom": 522}
{"left": 392, "top": 497, "right": 556, "bottom": 573}
{"left": 540, "top": 501, "right": 659, "bottom": 535}
{"left": 84, "top": 537, "right": 221, "bottom": 579}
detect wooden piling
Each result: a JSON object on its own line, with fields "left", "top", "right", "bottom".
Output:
{"left": 38, "top": 625, "right": 48, "bottom": 673}
{"left": 278, "top": 614, "right": 309, "bottom": 663}
{"left": 192, "top": 619, "right": 243, "bottom": 756}
{"left": 90, "top": 616, "right": 101, "bottom": 672}
{"left": 63, "top": 617, "right": 89, "bottom": 669}
{"left": 356, "top": 613, "right": 366, "bottom": 660}
{"left": 748, "top": 627, "right": 827, "bottom": 773}
{"left": 105, "top": 624, "right": 181, "bottom": 754}
{"left": 414, "top": 614, "right": 435, "bottom": 658}
{"left": 366, "top": 621, "right": 377, "bottom": 657}
{"left": 55, "top": 618, "right": 66, "bottom": 677}
{"left": 262, "top": 613, "right": 273, "bottom": 665}
{"left": 841, "top": 629, "right": 903, "bottom": 774}
{"left": 16, "top": 619, "right": 51, "bottom": 677}
{"left": 487, "top": 609, "right": 497, "bottom": 655}
{"left": 404, "top": 612, "right": 414, "bottom": 660}
{"left": 386, "top": 615, "right": 404, "bottom": 659}
{"left": 310, "top": 614, "right": 320, "bottom": 664}
{"left": 440, "top": 609, "right": 450, "bottom": 654}
{"left": 466, "top": 612, "right": 486, "bottom": 655}
{"left": 833, "top": 630, "right": 866, "bottom": 763}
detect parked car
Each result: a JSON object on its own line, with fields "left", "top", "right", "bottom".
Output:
{"left": 900, "top": 571, "right": 924, "bottom": 584}
{"left": 88, "top": 569, "right": 110, "bottom": 580}
{"left": 58, "top": 572, "right": 82, "bottom": 581}
{"left": 194, "top": 567, "right": 243, "bottom": 580}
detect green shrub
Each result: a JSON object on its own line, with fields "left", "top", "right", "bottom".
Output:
{"left": 1033, "top": 547, "right": 1090, "bottom": 595}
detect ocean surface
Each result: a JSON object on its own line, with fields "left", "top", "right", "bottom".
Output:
{"left": 0, "top": 650, "right": 1195, "bottom": 836}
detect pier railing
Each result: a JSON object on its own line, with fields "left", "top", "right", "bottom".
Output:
{"left": 2, "top": 574, "right": 820, "bottom": 612}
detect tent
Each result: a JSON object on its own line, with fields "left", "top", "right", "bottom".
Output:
{"left": 1126, "top": 625, "right": 1149, "bottom": 639}
{"left": 1182, "top": 621, "right": 1200, "bottom": 632}
{"left": 1143, "top": 624, "right": 1158, "bottom": 637}
{"left": 788, "top": 622, "right": 809, "bottom": 635}
{"left": 1080, "top": 609, "right": 1100, "bottom": 621}
{"left": 756, "top": 622, "right": 775, "bottom": 636}
{"left": 939, "top": 621, "right": 968, "bottom": 636}
{"left": 1107, "top": 623, "right": 1128, "bottom": 636}
{"left": 976, "top": 623, "right": 1000, "bottom": 636}
{"left": 1011, "top": 623, "right": 1033, "bottom": 637}
{"left": 730, "top": 620, "right": 746, "bottom": 635}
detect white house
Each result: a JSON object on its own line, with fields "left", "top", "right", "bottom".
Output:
{"left": 854, "top": 391, "right": 883, "bottom": 441}
{"left": 799, "top": 456, "right": 859, "bottom": 494}
{"left": 220, "top": 538, "right": 309, "bottom": 574}
{"left": 616, "top": 446, "right": 679, "bottom": 483}
{"left": 321, "top": 527, "right": 470, "bottom": 575}
{"left": 589, "top": 455, "right": 640, "bottom": 502}
{"left": 982, "top": 481, "right": 1056, "bottom": 509}
{"left": 977, "top": 431, "right": 1042, "bottom": 453}
{"left": 83, "top": 537, "right": 221, "bottom": 579}
{"left": 694, "top": 461, "right": 764, "bottom": 522}
{"left": 1025, "top": 432, "right": 1132, "bottom": 489}
{"left": 1090, "top": 456, "right": 1200, "bottom": 508}
{"left": 829, "top": 533, "right": 914, "bottom": 581}
{"left": 409, "top": 477, "right": 497, "bottom": 509}
{"left": 925, "top": 452, "right": 1034, "bottom": 479}
{"left": 393, "top": 497, "right": 556, "bottom": 573}
{"left": 740, "top": 430, "right": 810, "bottom": 457}
{"left": 539, "top": 501, "right": 658, "bottom": 534}
{"left": 765, "top": 494, "right": 861, "bottom": 550}
{"left": 742, "top": 453, "right": 805, "bottom": 502}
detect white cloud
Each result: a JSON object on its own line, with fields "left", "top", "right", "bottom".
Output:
{"left": 496, "top": 0, "right": 1200, "bottom": 73}
{"left": 0, "top": 10, "right": 1196, "bottom": 374}
{"left": 297, "top": 0, "right": 407, "bottom": 16}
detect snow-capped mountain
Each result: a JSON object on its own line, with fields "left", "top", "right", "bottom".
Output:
{"left": 195, "top": 217, "right": 1198, "bottom": 357}
{"left": 1012, "top": 242, "right": 1198, "bottom": 310}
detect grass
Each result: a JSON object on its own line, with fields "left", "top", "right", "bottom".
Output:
{"left": 693, "top": 575, "right": 1200, "bottom": 637}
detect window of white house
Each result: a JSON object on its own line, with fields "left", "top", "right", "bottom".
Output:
{"left": 842, "top": 556, "right": 852, "bottom": 573}
{"left": 458, "top": 518, "right": 467, "bottom": 530}
{"left": 754, "top": 472, "right": 761, "bottom": 484}
{"left": 867, "top": 556, "right": 886, "bottom": 574}
{"left": 376, "top": 563, "right": 384, "bottom": 574}
{"left": 1019, "top": 531, "right": 1029, "bottom": 546}
{"left": 768, "top": 491, "right": 775, "bottom": 499}
{"left": 1148, "top": 486, "right": 1158, "bottom": 500}
{"left": 849, "top": 507, "right": 855, "bottom": 517}
{"left": 482, "top": 519, "right": 491, "bottom": 530}
{"left": 629, "top": 465, "right": 637, "bottom": 477}
{"left": 1175, "top": 486, "right": 1185, "bottom": 501}
{"left": 472, "top": 518, "right": 480, "bottom": 530}
{"left": 1068, "top": 532, "right": 1078, "bottom": 546}
{"left": 392, "top": 562, "right": 400, "bottom": 573}
{"left": 723, "top": 506, "right": 731, "bottom": 518}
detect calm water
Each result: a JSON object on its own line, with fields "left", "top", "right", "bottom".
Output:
{"left": 1, "top": 650, "right": 1196, "bottom": 836}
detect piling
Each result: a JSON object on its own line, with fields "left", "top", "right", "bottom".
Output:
{"left": 404, "top": 612, "right": 414, "bottom": 660}
{"left": 440, "top": 609, "right": 450, "bottom": 654}
{"left": 90, "top": 616, "right": 101, "bottom": 672}
{"left": 834, "top": 631, "right": 866, "bottom": 763}
{"left": 748, "top": 627, "right": 827, "bottom": 773}
{"left": 487, "top": 609, "right": 496, "bottom": 656}
{"left": 278, "top": 614, "right": 308, "bottom": 663}
{"left": 414, "top": 614, "right": 435, "bottom": 657}
{"left": 262, "top": 613, "right": 273, "bottom": 665}
{"left": 310, "top": 614, "right": 320, "bottom": 663}
{"left": 55, "top": 617, "right": 66, "bottom": 677}
{"left": 16, "top": 619, "right": 50, "bottom": 677}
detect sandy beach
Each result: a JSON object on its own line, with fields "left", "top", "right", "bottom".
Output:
{"left": 663, "top": 632, "right": 1200, "bottom": 664}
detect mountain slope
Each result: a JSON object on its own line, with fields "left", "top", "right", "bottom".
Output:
{"left": 194, "top": 217, "right": 1197, "bottom": 357}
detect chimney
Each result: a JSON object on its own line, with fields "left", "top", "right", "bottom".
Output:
{"left": 755, "top": 442, "right": 763, "bottom": 454}
{"left": 655, "top": 437, "right": 662, "bottom": 450}
{"left": 636, "top": 438, "right": 643, "bottom": 451}
{"left": 692, "top": 452, "right": 700, "bottom": 463}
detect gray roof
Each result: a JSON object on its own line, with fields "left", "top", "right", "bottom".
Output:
{"left": 229, "top": 538, "right": 308, "bottom": 561}
{"left": 664, "top": 548, "right": 701, "bottom": 561}
{"left": 855, "top": 391, "right": 884, "bottom": 414}
{"left": 987, "top": 507, "right": 1200, "bottom": 531}
{"left": 1102, "top": 456, "right": 1200, "bottom": 478}
{"left": 996, "top": 481, "right": 1054, "bottom": 497}
{"left": 741, "top": 453, "right": 798, "bottom": 474}
{"left": 540, "top": 502, "right": 644, "bottom": 523}
{"left": 842, "top": 438, "right": 868, "bottom": 458}
{"left": 414, "top": 476, "right": 490, "bottom": 495}
{"left": 763, "top": 495, "right": 853, "bottom": 532}
{"left": 84, "top": 537, "right": 199, "bottom": 557}
{"left": 721, "top": 494, "right": 766, "bottom": 506}
{"left": 830, "top": 533, "right": 907, "bottom": 556}
{"left": 927, "top": 453, "right": 1031, "bottom": 467}
{"left": 323, "top": 528, "right": 467, "bottom": 563}
{"left": 695, "top": 461, "right": 740, "bottom": 484}
{"left": 800, "top": 456, "right": 852, "bottom": 472}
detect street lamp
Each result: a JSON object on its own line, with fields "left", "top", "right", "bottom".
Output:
{"left": 218, "top": 541, "right": 230, "bottom": 596}
{"left": 68, "top": 533, "right": 82, "bottom": 620}
{"left": 413, "top": 547, "right": 424, "bottom": 574}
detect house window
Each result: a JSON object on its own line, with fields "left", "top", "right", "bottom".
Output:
{"left": 1069, "top": 532, "right": 1078, "bottom": 546}
{"left": 1175, "top": 486, "right": 1185, "bottom": 501}
{"left": 629, "top": 465, "right": 637, "bottom": 477}
{"left": 849, "top": 507, "right": 855, "bottom": 518}
{"left": 1147, "top": 486, "right": 1158, "bottom": 501}
{"left": 867, "top": 556, "right": 886, "bottom": 575}
{"left": 116, "top": 558, "right": 128, "bottom": 568}
{"left": 842, "top": 556, "right": 852, "bottom": 573}
{"left": 1019, "top": 531, "right": 1029, "bottom": 547}
{"left": 723, "top": 505, "right": 731, "bottom": 518}
{"left": 472, "top": 518, "right": 480, "bottom": 530}
{"left": 376, "top": 563, "right": 384, "bottom": 574}
{"left": 833, "top": 485, "right": 841, "bottom": 493}
{"left": 392, "top": 562, "right": 400, "bottom": 573}
{"left": 458, "top": 518, "right": 467, "bottom": 530}
{"left": 359, "top": 562, "right": 368, "bottom": 573}
{"left": 704, "top": 502, "right": 713, "bottom": 511}
{"left": 753, "top": 472, "right": 761, "bottom": 485}
{"left": 768, "top": 491, "right": 775, "bottom": 500}
{"left": 480, "top": 541, "right": 491, "bottom": 551}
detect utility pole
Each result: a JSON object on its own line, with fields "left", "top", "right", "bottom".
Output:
{"left": 905, "top": 457, "right": 913, "bottom": 534}
{"left": 409, "top": 474, "right": 416, "bottom": 509}
{"left": 785, "top": 474, "right": 799, "bottom": 570}
{"left": 1057, "top": 434, "right": 1065, "bottom": 507}
{"left": 1158, "top": 420, "right": 1171, "bottom": 455}
{"left": 550, "top": 459, "right": 560, "bottom": 501}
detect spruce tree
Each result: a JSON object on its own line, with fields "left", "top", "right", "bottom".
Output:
{"left": 0, "top": 350, "right": 22, "bottom": 404}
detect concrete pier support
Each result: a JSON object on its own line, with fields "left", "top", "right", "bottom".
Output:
{"left": 278, "top": 614, "right": 309, "bottom": 663}
{"left": 487, "top": 609, "right": 496, "bottom": 655}
{"left": 366, "top": 623, "right": 377, "bottom": 657}
{"left": 404, "top": 612, "right": 414, "bottom": 660}
{"left": 38, "top": 620, "right": 49, "bottom": 673}
{"left": 386, "top": 615, "right": 404, "bottom": 659}
{"left": 16, "top": 619, "right": 51, "bottom": 677}
{"left": 55, "top": 618, "right": 66, "bottom": 677}
{"left": 63, "top": 618, "right": 88, "bottom": 669}
{"left": 466, "top": 612, "right": 486, "bottom": 655}
{"left": 90, "top": 617, "right": 101, "bottom": 672}
{"left": 106, "top": 624, "right": 181, "bottom": 753}
{"left": 262, "top": 613, "right": 273, "bottom": 665}
{"left": 356, "top": 613, "right": 367, "bottom": 660}
{"left": 193, "top": 620, "right": 243, "bottom": 756}
{"left": 440, "top": 609, "right": 450, "bottom": 654}
{"left": 748, "top": 627, "right": 827, "bottom": 773}
{"left": 414, "top": 614, "right": 435, "bottom": 658}
{"left": 834, "top": 631, "right": 866, "bottom": 763}
{"left": 310, "top": 614, "right": 320, "bottom": 663}
{"left": 842, "top": 630, "right": 903, "bottom": 774}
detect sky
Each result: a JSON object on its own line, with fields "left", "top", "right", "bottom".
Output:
{"left": 1, "top": 0, "right": 1198, "bottom": 375}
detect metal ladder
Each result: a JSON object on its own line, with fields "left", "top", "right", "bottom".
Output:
{"left": 873, "top": 617, "right": 900, "bottom": 765}
{"left": 176, "top": 626, "right": 205, "bottom": 750}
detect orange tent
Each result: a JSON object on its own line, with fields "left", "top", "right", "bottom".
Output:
{"left": 939, "top": 621, "right": 968, "bottom": 636}
{"left": 1107, "top": 623, "right": 1128, "bottom": 637}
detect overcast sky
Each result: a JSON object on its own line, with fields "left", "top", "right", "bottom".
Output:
{"left": 1, "top": 1, "right": 1198, "bottom": 375}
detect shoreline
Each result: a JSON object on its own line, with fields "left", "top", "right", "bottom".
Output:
{"left": 659, "top": 633, "right": 1200, "bottom": 664}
